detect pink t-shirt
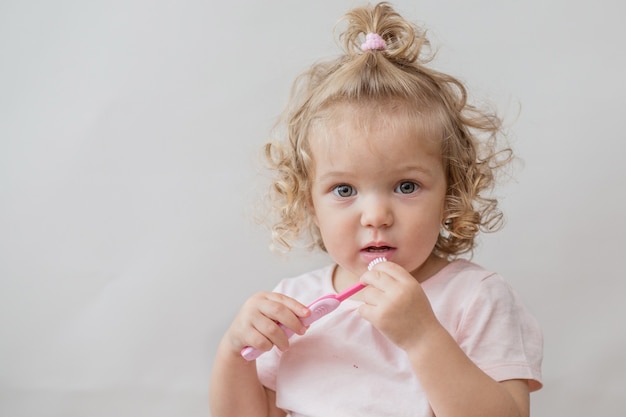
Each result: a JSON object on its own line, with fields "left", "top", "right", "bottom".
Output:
{"left": 256, "top": 259, "right": 543, "bottom": 417}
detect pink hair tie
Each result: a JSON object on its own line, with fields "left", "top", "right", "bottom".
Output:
{"left": 360, "top": 33, "right": 386, "bottom": 51}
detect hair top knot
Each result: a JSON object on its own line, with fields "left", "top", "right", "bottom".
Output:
{"left": 360, "top": 33, "right": 386, "bottom": 51}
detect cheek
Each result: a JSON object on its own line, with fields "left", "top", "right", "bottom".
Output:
{"left": 430, "top": 189, "right": 448, "bottom": 224}
{"left": 439, "top": 201, "right": 447, "bottom": 223}
{"left": 313, "top": 206, "right": 334, "bottom": 231}
{"left": 313, "top": 207, "right": 345, "bottom": 242}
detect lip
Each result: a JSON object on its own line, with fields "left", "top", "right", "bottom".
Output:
{"left": 360, "top": 242, "right": 396, "bottom": 264}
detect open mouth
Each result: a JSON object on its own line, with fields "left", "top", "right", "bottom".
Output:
{"left": 366, "top": 246, "right": 392, "bottom": 253}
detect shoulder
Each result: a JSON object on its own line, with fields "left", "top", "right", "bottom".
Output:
{"left": 435, "top": 259, "right": 529, "bottom": 310}
{"left": 425, "top": 259, "right": 539, "bottom": 333}
{"left": 424, "top": 259, "right": 505, "bottom": 298}
{"left": 435, "top": 260, "right": 542, "bottom": 343}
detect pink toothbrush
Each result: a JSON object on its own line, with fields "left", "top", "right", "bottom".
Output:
{"left": 241, "top": 257, "right": 387, "bottom": 361}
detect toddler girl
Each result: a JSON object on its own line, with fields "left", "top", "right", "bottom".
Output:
{"left": 210, "top": 3, "right": 543, "bottom": 417}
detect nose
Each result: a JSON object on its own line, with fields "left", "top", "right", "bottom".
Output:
{"left": 360, "top": 195, "right": 393, "bottom": 228}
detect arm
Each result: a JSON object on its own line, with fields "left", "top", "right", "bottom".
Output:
{"left": 209, "top": 339, "right": 273, "bottom": 417}
{"left": 405, "top": 324, "right": 530, "bottom": 417}
{"left": 359, "top": 261, "right": 530, "bottom": 417}
{"left": 209, "top": 292, "right": 309, "bottom": 417}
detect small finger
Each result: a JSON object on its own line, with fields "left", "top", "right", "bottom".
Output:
{"left": 258, "top": 297, "right": 308, "bottom": 336}
{"left": 245, "top": 329, "right": 275, "bottom": 353}
{"left": 250, "top": 315, "right": 291, "bottom": 351}
{"left": 357, "top": 302, "right": 376, "bottom": 323}
{"left": 360, "top": 268, "right": 392, "bottom": 289}
{"left": 265, "top": 292, "right": 310, "bottom": 317}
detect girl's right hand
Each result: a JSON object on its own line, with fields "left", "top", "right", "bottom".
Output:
{"left": 225, "top": 292, "right": 310, "bottom": 357}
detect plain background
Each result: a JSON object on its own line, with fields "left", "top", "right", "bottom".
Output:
{"left": 1, "top": 0, "right": 625, "bottom": 416}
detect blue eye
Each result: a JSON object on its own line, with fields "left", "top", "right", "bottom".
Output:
{"left": 395, "top": 181, "right": 419, "bottom": 194}
{"left": 333, "top": 184, "right": 356, "bottom": 197}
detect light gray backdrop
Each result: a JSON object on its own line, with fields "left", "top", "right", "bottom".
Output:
{"left": 1, "top": 0, "right": 624, "bottom": 416}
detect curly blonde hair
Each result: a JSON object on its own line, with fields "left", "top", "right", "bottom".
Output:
{"left": 263, "top": 2, "right": 512, "bottom": 258}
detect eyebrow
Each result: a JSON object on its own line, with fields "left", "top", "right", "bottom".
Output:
{"left": 396, "top": 164, "right": 436, "bottom": 176}
{"left": 315, "top": 170, "right": 352, "bottom": 183}
{"left": 316, "top": 165, "right": 436, "bottom": 182}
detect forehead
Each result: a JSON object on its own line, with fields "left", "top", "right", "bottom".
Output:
{"left": 308, "top": 101, "right": 443, "bottom": 158}
{"left": 307, "top": 101, "right": 445, "bottom": 179}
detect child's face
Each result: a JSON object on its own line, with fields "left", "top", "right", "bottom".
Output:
{"left": 308, "top": 104, "right": 447, "bottom": 281}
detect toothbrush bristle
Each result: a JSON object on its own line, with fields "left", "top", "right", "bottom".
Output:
{"left": 367, "top": 257, "right": 387, "bottom": 271}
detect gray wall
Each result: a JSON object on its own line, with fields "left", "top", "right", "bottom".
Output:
{"left": 1, "top": 0, "right": 624, "bottom": 415}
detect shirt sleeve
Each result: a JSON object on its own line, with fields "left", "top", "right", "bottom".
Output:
{"left": 456, "top": 274, "right": 544, "bottom": 391}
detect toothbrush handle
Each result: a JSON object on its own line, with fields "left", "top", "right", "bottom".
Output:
{"left": 240, "top": 297, "right": 341, "bottom": 361}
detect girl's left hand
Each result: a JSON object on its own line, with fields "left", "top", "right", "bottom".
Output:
{"left": 358, "top": 261, "right": 441, "bottom": 351}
